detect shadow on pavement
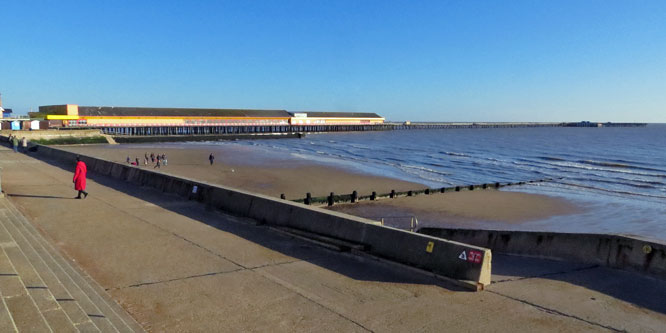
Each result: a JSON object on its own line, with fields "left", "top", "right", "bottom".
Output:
{"left": 8, "top": 194, "right": 76, "bottom": 200}
{"left": 492, "top": 253, "right": 666, "bottom": 314}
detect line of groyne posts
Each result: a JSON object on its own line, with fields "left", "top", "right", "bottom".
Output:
{"left": 288, "top": 178, "right": 555, "bottom": 207}
{"left": 99, "top": 122, "right": 647, "bottom": 136}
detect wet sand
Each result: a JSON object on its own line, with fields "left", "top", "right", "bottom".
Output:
{"left": 327, "top": 189, "right": 582, "bottom": 230}
{"left": 60, "top": 143, "right": 583, "bottom": 227}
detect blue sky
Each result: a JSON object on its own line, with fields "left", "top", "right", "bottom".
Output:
{"left": 2, "top": 1, "right": 665, "bottom": 122}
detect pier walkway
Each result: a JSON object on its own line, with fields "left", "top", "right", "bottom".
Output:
{"left": 0, "top": 146, "right": 664, "bottom": 331}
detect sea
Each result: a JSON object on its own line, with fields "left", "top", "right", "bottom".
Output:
{"left": 216, "top": 124, "right": 666, "bottom": 242}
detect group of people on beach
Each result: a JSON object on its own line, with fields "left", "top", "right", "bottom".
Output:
{"left": 72, "top": 152, "right": 221, "bottom": 201}
{"left": 126, "top": 152, "right": 168, "bottom": 168}
{"left": 7, "top": 134, "right": 27, "bottom": 153}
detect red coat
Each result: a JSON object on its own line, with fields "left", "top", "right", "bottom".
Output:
{"left": 73, "top": 161, "right": 87, "bottom": 191}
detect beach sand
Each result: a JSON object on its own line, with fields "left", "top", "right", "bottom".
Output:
{"left": 58, "top": 144, "right": 426, "bottom": 199}
{"left": 327, "top": 189, "right": 582, "bottom": 230}
{"left": 59, "top": 143, "right": 582, "bottom": 228}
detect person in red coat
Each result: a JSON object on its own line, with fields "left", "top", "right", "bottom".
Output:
{"left": 73, "top": 156, "right": 89, "bottom": 199}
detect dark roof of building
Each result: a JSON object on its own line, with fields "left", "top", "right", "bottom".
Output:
{"left": 292, "top": 111, "right": 383, "bottom": 118}
{"left": 77, "top": 106, "right": 292, "bottom": 118}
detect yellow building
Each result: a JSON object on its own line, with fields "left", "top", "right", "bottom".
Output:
{"left": 40, "top": 105, "right": 292, "bottom": 127}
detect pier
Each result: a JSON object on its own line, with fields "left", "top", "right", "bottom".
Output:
{"left": 98, "top": 121, "right": 648, "bottom": 138}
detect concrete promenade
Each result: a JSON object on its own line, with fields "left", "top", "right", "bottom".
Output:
{"left": 0, "top": 146, "right": 665, "bottom": 332}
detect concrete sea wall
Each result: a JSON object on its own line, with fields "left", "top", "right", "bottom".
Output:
{"left": 32, "top": 145, "right": 492, "bottom": 288}
{"left": 419, "top": 228, "right": 666, "bottom": 280}
{"left": 1, "top": 129, "right": 104, "bottom": 140}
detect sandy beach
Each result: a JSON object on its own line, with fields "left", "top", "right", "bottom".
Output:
{"left": 58, "top": 144, "right": 426, "bottom": 199}
{"left": 59, "top": 143, "right": 583, "bottom": 229}
{"left": 327, "top": 189, "right": 582, "bottom": 230}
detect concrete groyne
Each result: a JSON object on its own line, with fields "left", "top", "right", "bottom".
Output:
{"left": 293, "top": 178, "right": 554, "bottom": 206}
{"left": 418, "top": 228, "right": 666, "bottom": 280}
{"left": 29, "top": 144, "right": 493, "bottom": 289}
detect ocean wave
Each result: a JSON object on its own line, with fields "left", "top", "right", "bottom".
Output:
{"left": 425, "top": 162, "right": 449, "bottom": 168}
{"left": 440, "top": 151, "right": 470, "bottom": 157}
{"left": 579, "top": 160, "right": 666, "bottom": 173}
{"left": 538, "top": 156, "right": 566, "bottom": 161}
{"left": 547, "top": 161, "right": 666, "bottom": 179}
{"left": 398, "top": 164, "right": 451, "bottom": 176}
{"left": 554, "top": 180, "right": 666, "bottom": 199}
{"left": 396, "top": 166, "right": 454, "bottom": 185}
{"left": 566, "top": 176, "right": 663, "bottom": 190}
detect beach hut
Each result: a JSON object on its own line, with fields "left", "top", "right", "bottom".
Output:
{"left": 30, "top": 120, "right": 40, "bottom": 130}
{"left": 10, "top": 121, "right": 20, "bottom": 130}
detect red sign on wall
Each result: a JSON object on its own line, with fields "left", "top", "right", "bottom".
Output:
{"left": 468, "top": 250, "right": 483, "bottom": 263}
{"left": 458, "top": 250, "right": 483, "bottom": 264}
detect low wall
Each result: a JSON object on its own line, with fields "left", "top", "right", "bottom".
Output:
{"left": 1, "top": 129, "right": 103, "bottom": 140}
{"left": 33, "top": 145, "right": 492, "bottom": 288}
{"left": 419, "top": 228, "right": 666, "bottom": 280}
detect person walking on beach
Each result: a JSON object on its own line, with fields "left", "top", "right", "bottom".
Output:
{"left": 12, "top": 136, "right": 19, "bottom": 153}
{"left": 150, "top": 153, "right": 155, "bottom": 163}
{"left": 73, "top": 156, "right": 88, "bottom": 199}
{"left": 21, "top": 137, "right": 27, "bottom": 152}
{"left": 126, "top": 156, "right": 131, "bottom": 164}
{"left": 154, "top": 155, "right": 161, "bottom": 169}
{"left": 144, "top": 153, "right": 149, "bottom": 165}
{"left": 161, "top": 153, "right": 167, "bottom": 166}
{"left": 209, "top": 153, "right": 214, "bottom": 165}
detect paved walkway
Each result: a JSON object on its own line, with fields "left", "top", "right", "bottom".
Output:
{"left": 0, "top": 145, "right": 665, "bottom": 332}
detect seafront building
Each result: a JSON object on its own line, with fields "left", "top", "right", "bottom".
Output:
{"left": 36, "top": 104, "right": 385, "bottom": 135}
